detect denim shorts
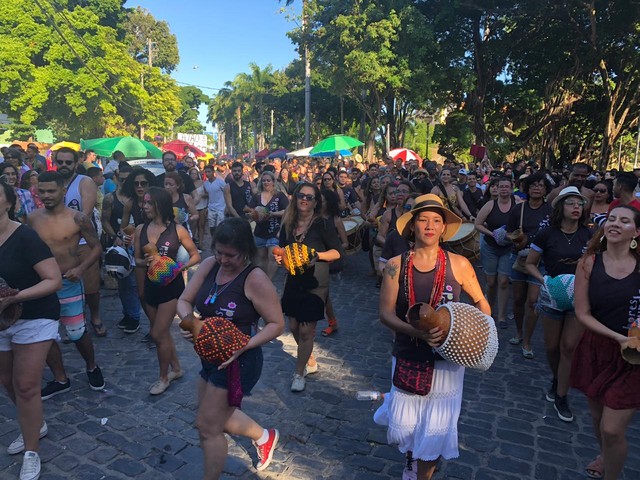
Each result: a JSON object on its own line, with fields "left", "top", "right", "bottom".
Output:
{"left": 509, "top": 253, "right": 544, "bottom": 286}
{"left": 536, "top": 283, "right": 575, "bottom": 319}
{"left": 0, "top": 319, "right": 60, "bottom": 351}
{"left": 255, "top": 236, "right": 279, "bottom": 248}
{"left": 199, "top": 347, "right": 263, "bottom": 395}
{"left": 480, "top": 236, "right": 512, "bottom": 276}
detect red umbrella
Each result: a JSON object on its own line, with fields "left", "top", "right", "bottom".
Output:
{"left": 389, "top": 148, "right": 422, "bottom": 164}
{"left": 254, "top": 148, "right": 271, "bottom": 159}
{"left": 163, "top": 140, "right": 206, "bottom": 158}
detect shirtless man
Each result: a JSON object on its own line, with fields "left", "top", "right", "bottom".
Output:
{"left": 28, "top": 171, "right": 105, "bottom": 399}
{"left": 53, "top": 147, "right": 105, "bottom": 336}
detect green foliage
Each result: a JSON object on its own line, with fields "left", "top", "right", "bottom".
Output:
{"left": 124, "top": 7, "right": 179, "bottom": 73}
{"left": 0, "top": 0, "right": 182, "bottom": 141}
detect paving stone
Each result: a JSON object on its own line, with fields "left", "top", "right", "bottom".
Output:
{"left": 109, "top": 457, "right": 147, "bottom": 477}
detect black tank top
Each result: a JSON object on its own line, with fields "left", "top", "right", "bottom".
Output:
{"left": 393, "top": 251, "right": 461, "bottom": 362}
{"left": 229, "top": 180, "right": 252, "bottom": 216}
{"left": 109, "top": 194, "right": 125, "bottom": 234}
{"left": 140, "top": 222, "right": 180, "bottom": 260}
{"left": 132, "top": 199, "right": 146, "bottom": 226}
{"left": 484, "top": 199, "right": 514, "bottom": 248}
{"left": 195, "top": 263, "right": 260, "bottom": 335}
{"left": 389, "top": 207, "right": 399, "bottom": 234}
{"left": 173, "top": 194, "right": 190, "bottom": 230}
{"left": 589, "top": 253, "right": 640, "bottom": 335}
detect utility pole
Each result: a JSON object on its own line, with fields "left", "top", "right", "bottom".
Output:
{"left": 303, "top": 0, "right": 311, "bottom": 148}
{"left": 140, "top": 38, "right": 154, "bottom": 140}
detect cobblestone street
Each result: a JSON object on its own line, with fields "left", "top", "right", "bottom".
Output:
{"left": 0, "top": 249, "right": 638, "bottom": 479}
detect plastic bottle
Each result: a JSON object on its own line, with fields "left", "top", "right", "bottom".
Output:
{"left": 356, "top": 390, "right": 383, "bottom": 401}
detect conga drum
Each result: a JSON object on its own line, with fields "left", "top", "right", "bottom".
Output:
{"left": 445, "top": 222, "right": 480, "bottom": 261}
{"left": 342, "top": 216, "right": 365, "bottom": 254}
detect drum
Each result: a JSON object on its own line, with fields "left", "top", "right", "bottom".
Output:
{"left": 445, "top": 222, "right": 480, "bottom": 261}
{"left": 342, "top": 216, "right": 365, "bottom": 254}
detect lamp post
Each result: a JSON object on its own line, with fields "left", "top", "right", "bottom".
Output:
{"left": 171, "top": 107, "right": 198, "bottom": 140}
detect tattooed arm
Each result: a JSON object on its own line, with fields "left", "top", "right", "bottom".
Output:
{"left": 64, "top": 211, "right": 102, "bottom": 282}
{"left": 379, "top": 255, "right": 426, "bottom": 337}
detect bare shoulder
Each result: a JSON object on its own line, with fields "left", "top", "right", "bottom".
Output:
{"left": 578, "top": 254, "right": 595, "bottom": 274}
{"left": 449, "top": 252, "right": 473, "bottom": 275}
{"left": 383, "top": 255, "right": 402, "bottom": 279}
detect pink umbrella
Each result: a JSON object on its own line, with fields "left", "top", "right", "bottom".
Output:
{"left": 389, "top": 148, "right": 422, "bottom": 163}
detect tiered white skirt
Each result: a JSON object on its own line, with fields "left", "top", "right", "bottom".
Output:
{"left": 373, "top": 359, "right": 464, "bottom": 461}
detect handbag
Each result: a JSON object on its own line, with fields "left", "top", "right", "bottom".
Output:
{"left": 392, "top": 357, "right": 435, "bottom": 395}
{"left": 511, "top": 203, "right": 529, "bottom": 274}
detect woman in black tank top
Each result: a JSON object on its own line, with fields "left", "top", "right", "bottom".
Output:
{"left": 474, "top": 176, "right": 515, "bottom": 327}
{"left": 379, "top": 194, "right": 489, "bottom": 479}
{"left": 572, "top": 205, "right": 640, "bottom": 480}
{"left": 176, "top": 218, "right": 284, "bottom": 478}
{"left": 164, "top": 172, "right": 198, "bottom": 236}
{"left": 133, "top": 188, "right": 200, "bottom": 396}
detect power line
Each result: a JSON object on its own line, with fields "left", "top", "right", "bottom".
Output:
{"left": 175, "top": 81, "right": 223, "bottom": 92}
{"left": 33, "top": 0, "right": 143, "bottom": 112}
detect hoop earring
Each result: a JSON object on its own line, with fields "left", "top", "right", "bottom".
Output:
{"left": 631, "top": 238, "right": 638, "bottom": 250}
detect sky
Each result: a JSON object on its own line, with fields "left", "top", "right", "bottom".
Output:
{"left": 126, "top": 0, "right": 301, "bottom": 131}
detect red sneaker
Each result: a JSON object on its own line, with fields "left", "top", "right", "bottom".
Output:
{"left": 254, "top": 428, "right": 279, "bottom": 471}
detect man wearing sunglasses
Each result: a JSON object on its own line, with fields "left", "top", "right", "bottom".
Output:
{"left": 54, "top": 147, "right": 106, "bottom": 337}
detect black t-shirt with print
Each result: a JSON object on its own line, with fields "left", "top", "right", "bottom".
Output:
{"left": 249, "top": 191, "right": 289, "bottom": 239}
{"left": 507, "top": 202, "right": 552, "bottom": 250}
{"left": 531, "top": 225, "right": 592, "bottom": 277}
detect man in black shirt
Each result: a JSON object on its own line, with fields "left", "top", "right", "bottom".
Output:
{"left": 224, "top": 161, "right": 255, "bottom": 218}
{"left": 156, "top": 151, "right": 196, "bottom": 196}
{"left": 462, "top": 171, "right": 484, "bottom": 217}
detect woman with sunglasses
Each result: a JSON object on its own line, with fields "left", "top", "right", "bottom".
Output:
{"left": 0, "top": 163, "right": 36, "bottom": 223}
{"left": 248, "top": 171, "right": 289, "bottom": 279}
{"left": 275, "top": 183, "right": 342, "bottom": 392}
{"left": 164, "top": 172, "right": 198, "bottom": 239}
{"left": 525, "top": 186, "right": 592, "bottom": 423}
{"left": 590, "top": 181, "right": 612, "bottom": 227}
{"left": 321, "top": 172, "right": 347, "bottom": 211}
{"left": 134, "top": 187, "right": 200, "bottom": 395}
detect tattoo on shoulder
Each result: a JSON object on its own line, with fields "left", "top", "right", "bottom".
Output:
{"left": 75, "top": 212, "right": 99, "bottom": 242}
{"left": 384, "top": 262, "right": 399, "bottom": 279}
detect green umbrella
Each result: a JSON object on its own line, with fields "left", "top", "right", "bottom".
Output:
{"left": 80, "top": 136, "right": 162, "bottom": 159}
{"left": 309, "top": 134, "right": 364, "bottom": 156}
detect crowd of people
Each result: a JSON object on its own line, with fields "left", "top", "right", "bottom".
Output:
{"left": 0, "top": 142, "right": 638, "bottom": 480}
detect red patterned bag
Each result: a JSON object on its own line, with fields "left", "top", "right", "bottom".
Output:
{"left": 392, "top": 358, "right": 435, "bottom": 396}
{"left": 194, "top": 317, "right": 250, "bottom": 365}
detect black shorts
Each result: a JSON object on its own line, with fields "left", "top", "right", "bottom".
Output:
{"left": 199, "top": 347, "right": 263, "bottom": 395}
{"left": 144, "top": 275, "right": 185, "bottom": 307}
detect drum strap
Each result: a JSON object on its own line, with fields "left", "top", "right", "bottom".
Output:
{"left": 519, "top": 202, "right": 525, "bottom": 230}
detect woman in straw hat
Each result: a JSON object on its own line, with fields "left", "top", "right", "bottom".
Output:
{"left": 571, "top": 205, "right": 640, "bottom": 480}
{"left": 378, "top": 193, "right": 490, "bottom": 480}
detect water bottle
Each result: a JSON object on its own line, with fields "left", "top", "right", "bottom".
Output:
{"left": 356, "top": 390, "right": 382, "bottom": 401}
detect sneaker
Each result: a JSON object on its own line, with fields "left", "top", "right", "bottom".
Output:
{"left": 304, "top": 363, "right": 318, "bottom": 376}
{"left": 291, "top": 374, "right": 305, "bottom": 392}
{"left": 116, "top": 316, "right": 128, "bottom": 329}
{"left": 149, "top": 379, "right": 170, "bottom": 395}
{"left": 122, "top": 317, "right": 140, "bottom": 334}
{"left": 142, "top": 332, "right": 153, "bottom": 343}
{"left": 20, "top": 451, "right": 40, "bottom": 480}
{"left": 87, "top": 366, "right": 105, "bottom": 391}
{"left": 41, "top": 379, "right": 71, "bottom": 400}
{"left": 402, "top": 452, "right": 417, "bottom": 480}
{"left": 7, "top": 422, "right": 48, "bottom": 455}
{"left": 253, "top": 429, "right": 279, "bottom": 472}
{"left": 554, "top": 395, "right": 574, "bottom": 422}
{"left": 545, "top": 378, "right": 557, "bottom": 402}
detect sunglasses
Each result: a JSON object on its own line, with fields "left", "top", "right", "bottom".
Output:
{"left": 323, "top": 177, "right": 333, "bottom": 182}
{"left": 55, "top": 160, "right": 75, "bottom": 166}
{"left": 134, "top": 180, "right": 149, "bottom": 187}
{"left": 295, "top": 192, "right": 315, "bottom": 201}
{"left": 593, "top": 188, "right": 607, "bottom": 193}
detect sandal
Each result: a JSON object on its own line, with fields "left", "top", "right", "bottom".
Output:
{"left": 585, "top": 455, "right": 604, "bottom": 479}
{"left": 509, "top": 337, "right": 523, "bottom": 345}
{"left": 322, "top": 319, "right": 338, "bottom": 337}
{"left": 91, "top": 321, "right": 107, "bottom": 337}
{"left": 521, "top": 346, "right": 534, "bottom": 359}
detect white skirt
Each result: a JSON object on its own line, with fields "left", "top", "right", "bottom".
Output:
{"left": 374, "top": 359, "right": 465, "bottom": 461}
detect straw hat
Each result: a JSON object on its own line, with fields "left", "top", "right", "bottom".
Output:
{"left": 551, "top": 186, "right": 587, "bottom": 207}
{"left": 396, "top": 194, "right": 462, "bottom": 241}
